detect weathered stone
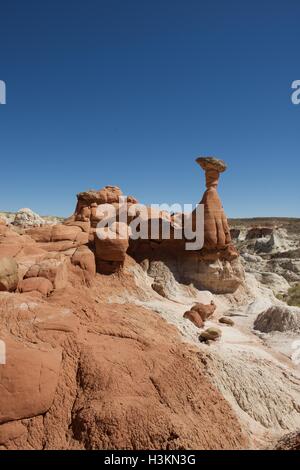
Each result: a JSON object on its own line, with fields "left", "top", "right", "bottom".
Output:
{"left": 183, "top": 310, "right": 204, "bottom": 328}
{"left": 25, "top": 257, "right": 69, "bottom": 290}
{"left": 219, "top": 317, "right": 234, "bottom": 326}
{"left": 199, "top": 327, "right": 222, "bottom": 342}
{"left": 18, "top": 277, "right": 53, "bottom": 296}
{"left": 195, "top": 156, "right": 232, "bottom": 250}
{"left": 95, "top": 223, "right": 130, "bottom": 264}
{"left": 191, "top": 301, "right": 216, "bottom": 321}
{"left": 254, "top": 305, "right": 300, "bottom": 333}
{"left": 26, "top": 226, "right": 53, "bottom": 242}
{"left": 51, "top": 225, "right": 82, "bottom": 242}
{"left": 72, "top": 246, "right": 96, "bottom": 276}
{"left": 0, "top": 337, "right": 62, "bottom": 423}
{"left": 0, "top": 257, "right": 18, "bottom": 292}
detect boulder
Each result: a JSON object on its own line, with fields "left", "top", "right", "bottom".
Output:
{"left": 0, "top": 257, "right": 18, "bottom": 292}
{"left": 199, "top": 327, "right": 222, "bottom": 342}
{"left": 254, "top": 305, "right": 300, "bottom": 333}
{"left": 72, "top": 246, "right": 96, "bottom": 276}
{"left": 219, "top": 316, "right": 234, "bottom": 326}
{"left": 95, "top": 222, "right": 130, "bottom": 264}
{"left": 190, "top": 300, "right": 216, "bottom": 321}
{"left": 183, "top": 310, "right": 204, "bottom": 328}
{"left": 25, "top": 257, "right": 69, "bottom": 290}
{"left": 18, "top": 277, "right": 53, "bottom": 296}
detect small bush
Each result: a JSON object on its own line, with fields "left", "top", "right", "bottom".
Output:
{"left": 282, "top": 284, "right": 300, "bottom": 307}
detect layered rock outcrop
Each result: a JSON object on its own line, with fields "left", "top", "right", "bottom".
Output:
{"left": 0, "top": 257, "right": 18, "bottom": 292}
{"left": 0, "top": 213, "right": 96, "bottom": 297}
{"left": 64, "top": 158, "right": 244, "bottom": 294}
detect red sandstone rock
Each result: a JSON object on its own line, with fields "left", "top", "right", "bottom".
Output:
{"left": 196, "top": 156, "right": 232, "bottom": 250}
{"left": 0, "top": 252, "right": 247, "bottom": 450}
{"left": 75, "top": 231, "right": 89, "bottom": 245}
{"left": 76, "top": 185, "right": 123, "bottom": 208}
{"left": 26, "top": 226, "right": 53, "bottom": 243}
{"left": 183, "top": 309, "right": 204, "bottom": 328}
{"left": 51, "top": 225, "right": 82, "bottom": 242}
{"left": 0, "top": 421, "right": 27, "bottom": 446}
{"left": 191, "top": 300, "right": 216, "bottom": 321}
{"left": 0, "top": 257, "right": 18, "bottom": 292}
{"left": 0, "top": 336, "right": 62, "bottom": 424}
{"left": 63, "top": 220, "right": 91, "bottom": 233}
{"left": 0, "top": 244, "right": 21, "bottom": 258}
{"left": 18, "top": 277, "right": 53, "bottom": 296}
{"left": 25, "top": 256, "right": 69, "bottom": 290}
{"left": 95, "top": 222, "right": 130, "bottom": 266}
{"left": 72, "top": 246, "right": 96, "bottom": 276}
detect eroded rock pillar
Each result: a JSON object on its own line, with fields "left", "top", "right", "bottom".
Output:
{"left": 196, "top": 156, "right": 232, "bottom": 250}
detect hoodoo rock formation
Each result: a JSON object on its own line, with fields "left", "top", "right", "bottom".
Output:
{"left": 196, "top": 157, "right": 232, "bottom": 251}
{"left": 59, "top": 157, "right": 243, "bottom": 294}
{"left": 177, "top": 157, "right": 242, "bottom": 293}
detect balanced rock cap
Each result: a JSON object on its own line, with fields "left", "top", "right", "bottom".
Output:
{"left": 196, "top": 156, "right": 227, "bottom": 173}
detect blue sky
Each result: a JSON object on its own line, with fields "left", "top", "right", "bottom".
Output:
{"left": 0, "top": 0, "right": 299, "bottom": 217}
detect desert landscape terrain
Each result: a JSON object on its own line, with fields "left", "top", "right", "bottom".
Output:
{"left": 0, "top": 158, "right": 300, "bottom": 450}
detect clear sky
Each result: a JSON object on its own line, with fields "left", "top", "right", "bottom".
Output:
{"left": 0, "top": 0, "right": 299, "bottom": 217}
